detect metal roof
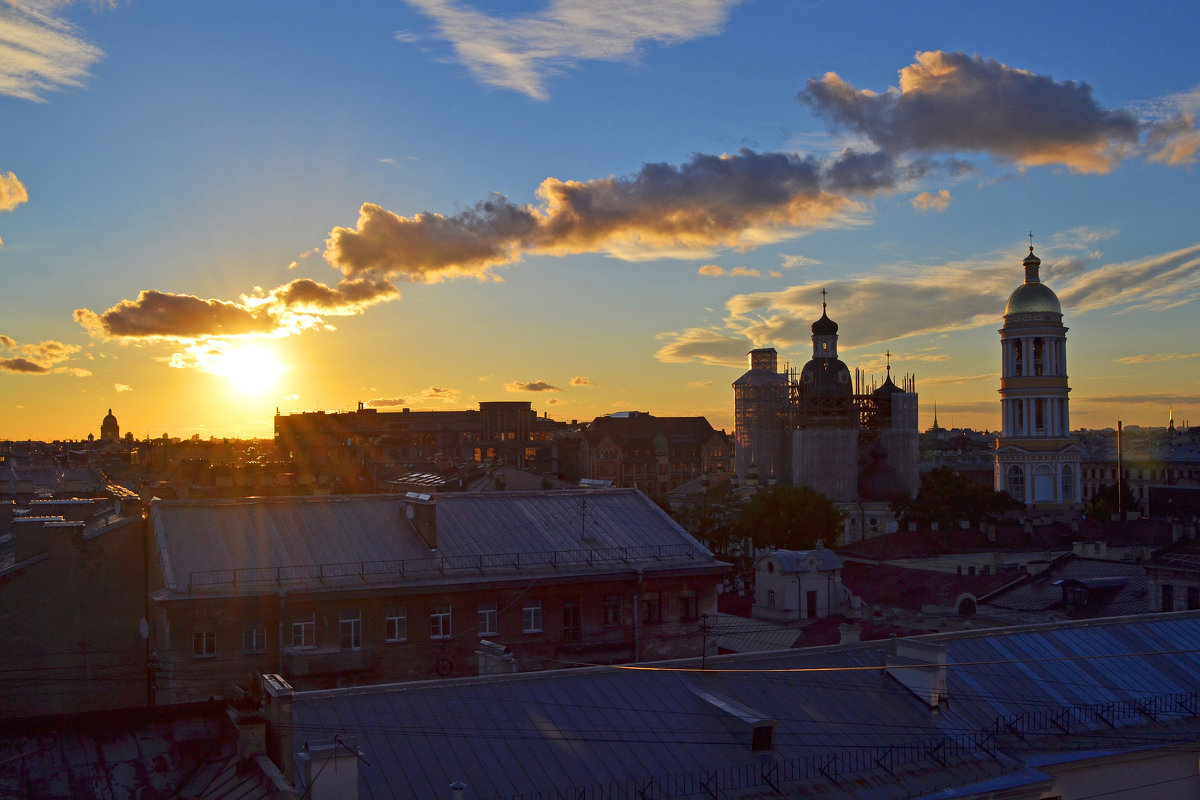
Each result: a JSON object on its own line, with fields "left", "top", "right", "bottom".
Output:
{"left": 290, "top": 611, "right": 1200, "bottom": 800}
{"left": 151, "top": 489, "right": 721, "bottom": 596}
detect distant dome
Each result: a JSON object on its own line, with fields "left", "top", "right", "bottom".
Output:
{"left": 102, "top": 408, "right": 117, "bottom": 425}
{"left": 800, "top": 357, "right": 852, "bottom": 397}
{"left": 1005, "top": 282, "right": 1062, "bottom": 315}
{"left": 811, "top": 308, "right": 838, "bottom": 336}
{"left": 873, "top": 374, "right": 904, "bottom": 396}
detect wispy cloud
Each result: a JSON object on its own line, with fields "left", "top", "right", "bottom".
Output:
{"left": 0, "top": 171, "right": 28, "bottom": 211}
{"left": 368, "top": 386, "right": 461, "bottom": 407}
{"left": 506, "top": 379, "right": 561, "bottom": 392}
{"left": 1114, "top": 352, "right": 1200, "bottom": 365}
{"left": 114, "top": 383, "right": 133, "bottom": 392}
{"left": 401, "top": 0, "right": 743, "bottom": 100}
{"left": 780, "top": 254, "right": 820, "bottom": 269}
{"left": 0, "top": 1, "right": 106, "bottom": 101}
{"left": 569, "top": 376, "right": 593, "bottom": 386}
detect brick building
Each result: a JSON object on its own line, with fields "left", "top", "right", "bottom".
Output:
{"left": 147, "top": 490, "right": 729, "bottom": 703}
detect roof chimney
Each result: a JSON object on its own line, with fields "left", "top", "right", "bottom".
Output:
{"left": 885, "top": 639, "right": 948, "bottom": 710}
{"left": 839, "top": 623, "right": 861, "bottom": 645}
{"left": 476, "top": 639, "right": 518, "bottom": 675}
{"left": 404, "top": 493, "right": 437, "bottom": 550}
{"left": 298, "top": 737, "right": 362, "bottom": 800}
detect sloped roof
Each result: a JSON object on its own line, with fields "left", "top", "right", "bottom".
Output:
{"left": 760, "top": 548, "right": 842, "bottom": 573}
{"left": 151, "top": 489, "right": 723, "bottom": 596}
{"left": 841, "top": 560, "right": 1022, "bottom": 611}
{"left": 983, "top": 555, "right": 1148, "bottom": 617}
{"left": 291, "top": 612, "right": 1200, "bottom": 800}
{"left": 583, "top": 414, "right": 726, "bottom": 449}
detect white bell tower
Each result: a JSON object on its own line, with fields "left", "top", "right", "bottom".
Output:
{"left": 995, "top": 240, "right": 1082, "bottom": 507}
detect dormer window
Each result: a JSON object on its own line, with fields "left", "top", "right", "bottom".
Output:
{"left": 751, "top": 724, "right": 775, "bottom": 752}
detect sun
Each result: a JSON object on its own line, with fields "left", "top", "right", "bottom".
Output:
{"left": 209, "top": 344, "right": 286, "bottom": 397}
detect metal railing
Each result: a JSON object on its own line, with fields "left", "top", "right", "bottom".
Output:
{"left": 187, "top": 542, "right": 698, "bottom": 591}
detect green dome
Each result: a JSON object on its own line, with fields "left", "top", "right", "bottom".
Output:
{"left": 1005, "top": 280, "right": 1061, "bottom": 315}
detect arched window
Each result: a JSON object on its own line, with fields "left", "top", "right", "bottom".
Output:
{"left": 1060, "top": 465, "right": 1075, "bottom": 503}
{"left": 1033, "top": 464, "right": 1055, "bottom": 502}
{"left": 1006, "top": 465, "right": 1025, "bottom": 501}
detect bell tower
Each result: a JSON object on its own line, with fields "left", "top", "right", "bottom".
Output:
{"left": 995, "top": 240, "right": 1081, "bottom": 506}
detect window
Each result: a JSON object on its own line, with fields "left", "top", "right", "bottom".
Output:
{"left": 478, "top": 601, "right": 498, "bottom": 637}
{"left": 1189, "top": 587, "right": 1200, "bottom": 611}
{"left": 641, "top": 592, "right": 661, "bottom": 624}
{"left": 1006, "top": 465, "right": 1025, "bottom": 501}
{"left": 751, "top": 724, "right": 775, "bottom": 752}
{"left": 1060, "top": 465, "right": 1074, "bottom": 502}
{"left": 385, "top": 607, "right": 407, "bottom": 643}
{"left": 603, "top": 594, "right": 622, "bottom": 626}
{"left": 562, "top": 602, "right": 581, "bottom": 643}
{"left": 766, "top": 589, "right": 776, "bottom": 609}
{"left": 805, "top": 590, "right": 818, "bottom": 619}
{"left": 1162, "top": 585, "right": 1175, "bottom": 613}
{"left": 193, "top": 630, "right": 216, "bottom": 657}
{"left": 291, "top": 613, "right": 315, "bottom": 648}
{"left": 339, "top": 610, "right": 362, "bottom": 650}
{"left": 430, "top": 604, "right": 452, "bottom": 639}
{"left": 522, "top": 601, "right": 543, "bottom": 633}
{"left": 243, "top": 624, "right": 266, "bottom": 653}
{"left": 681, "top": 590, "right": 698, "bottom": 621}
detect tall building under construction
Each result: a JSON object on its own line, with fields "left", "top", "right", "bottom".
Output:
{"left": 733, "top": 298, "right": 919, "bottom": 506}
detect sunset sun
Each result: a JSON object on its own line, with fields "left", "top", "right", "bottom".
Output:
{"left": 210, "top": 344, "right": 286, "bottom": 397}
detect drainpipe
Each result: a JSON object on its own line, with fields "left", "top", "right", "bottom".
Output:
{"left": 278, "top": 590, "right": 286, "bottom": 676}
{"left": 633, "top": 568, "right": 643, "bottom": 663}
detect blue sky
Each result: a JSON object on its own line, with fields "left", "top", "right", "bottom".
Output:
{"left": 1, "top": 0, "right": 1198, "bottom": 440}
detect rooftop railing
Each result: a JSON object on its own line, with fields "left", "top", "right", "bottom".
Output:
{"left": 186, "top": 542, "right": 699, "bottom": 592}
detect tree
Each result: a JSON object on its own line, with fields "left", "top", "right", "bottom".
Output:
{"left": 1084, "top": 482, "right": 1138, "bottom": 522}
{"left": 672, "top": 488, "right": 739, "bottom": 560}
{"left": 892, "top": 467, "right": 1022, "bottom": 530}
{"left": 734, "top": 485, "right": 843, "bottom": 551}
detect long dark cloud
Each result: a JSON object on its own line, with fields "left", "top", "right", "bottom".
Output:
{"left": 800, "top": 50, "right": 1196, "bottom": 174}
{"left": 506, "top": 380, "right": 560, "bottom": 392}
{"left": 0, "top": 334, "right": 84, "bottom": 375}
{"left": 325, "top": 149, "right": 887, "bottom": 283}
{"left": 0, "top": 357, "right": 48, "bottom": 374}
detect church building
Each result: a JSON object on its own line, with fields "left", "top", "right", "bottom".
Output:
{"left": 995, "top": 244, "right": 1082, "bottom": 507}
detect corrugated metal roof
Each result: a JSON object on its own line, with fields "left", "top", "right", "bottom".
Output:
{"left": 152, "top": 489, "right": 721, "bottom": 596}
{"left": 291, "top": 612, "right": 1200, "bottom": 800}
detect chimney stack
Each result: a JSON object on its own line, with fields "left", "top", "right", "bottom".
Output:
{"left": 403, "top": 493, "right": 437, "bottom": 550}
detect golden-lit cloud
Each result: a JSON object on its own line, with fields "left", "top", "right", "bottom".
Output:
{"left": 75, "top": 278, "right": 400, "bottom": 342}
{"left": 0, "top": 1, "right": 106, "bottom": 101}
{"left": 655, "top": 235, "right": 1200, "bottom": 367}
{"left": 569, "top": 376, "right": 593, "bottom": 386}
{"left": 730, "top": 267, "right": 761, "bottom": 277}
{"left": 1114, "top": 352, "right": 1200, "bottom": 365}
{"left": 115, "top": 383, "right": 133, "bottom": 392}
{"left": 698, "top": 264, "right": 725, "bottom": 277}
{"left": 368, "top": 387, "right": 461, "bottom": 407}
{"left": 506, "top": 380, "right": 561, "bottom": 392}
{"left": 0, "top": 334, "right": 83, "bottom": 375}
{"left": 911, "top": 189, "right": 951, "bottom": 212}
{"left": 325, "top": 149, "right": 887, "bottom": 283}
{"left": 800, "top": 51, "right": 1197, "bottom": 174}
{"left": 0, "top": 171, "right": 28, "bottom": 211}
{"left": 401, "top": 0, "right": 742, "bottom": 100}
{"left": 780, "top": 254, "right": 820, "bottom": 269}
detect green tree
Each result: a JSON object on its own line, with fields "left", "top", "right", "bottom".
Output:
{"left": 672, "top": 488, "right": 738, "bottom": 559}
{"left": 734, "top": 485, "right": 843, "bottom": 551}
{"left": 1084, "top": 482, "right": 1138, "bottom": 522}
{"left": 892, "top": 467, "right": 1022, "bottom": 530}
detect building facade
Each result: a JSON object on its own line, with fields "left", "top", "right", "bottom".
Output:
{"left": 146, "top": 490, "right": 729, "bottom": 703}
{"left": 995, "top": 245, "right": 1082, "bottom": 507}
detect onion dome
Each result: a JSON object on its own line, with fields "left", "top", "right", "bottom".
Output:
{"left": 799, "top": 356, "right": 853, "bottom": 397}
{"left": 873, "top": 374, "right": 903, "bottom": 396}
{"left": 811, "top": 307, "right": 838, "bottom": 336}
{"left": 1005, "top": 246, "right": 1061, "bottom": 315}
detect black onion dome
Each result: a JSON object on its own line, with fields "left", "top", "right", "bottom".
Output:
{"left": 811, "top": 308, "right": 838, "bottom": 336}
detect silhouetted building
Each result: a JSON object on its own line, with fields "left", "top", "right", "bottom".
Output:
{"left": 100, "top": 408, "right": 119, "bottom": 442}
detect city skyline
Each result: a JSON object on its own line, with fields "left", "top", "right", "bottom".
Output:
{"left": 2, "top": 1, "right": 1198, "bottom": 441}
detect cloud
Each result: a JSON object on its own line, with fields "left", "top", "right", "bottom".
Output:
{"left": 1080, "top": 392, "right": 1199, "bottom": 406}
{"left": 656, "top": 235, "right": 1200, "bottom": 364}
{"left": 569, "top": 376, "right": 593, "bottom": 386}
{"left": 326, "top": 149, "right": 890, "bottom": 282}
{"left": 698, "top": 264, "right": 725, "bottom": 277}
{"left": 368, "top": 386, "right": 461, "bottom": 407}
{"left": 1114, "top": 352, "right": 1200, "bottom": 365}
{"left": 114, "top": 383, "right": 133, "bottom": 392}
{"left": 730, "top": 266, "right": 761, "bottom": 277}
{"left": 545, "top": 397, "right": 566, "bottom": 405}
{"left": 799, "top": 50, "right": 1197, "bottom": 174}
{"left": 0, "top": 1, "right": 105, "bottom": 101}
{"left": 0, "top": 334, "right": 82, "bottom": 374}
{"left": 0, "top": 171, "right": 29, "bottom": 211}
{"left": 688, "top": 380, "right": 715, "bottom": 388}
{"left": 780, "top": 254, "right": 820, "bottom": 269}
{"left": 0, "top": 357, "right": 48, "bottom": 374}
{"left": 402, "top": 0, "right": 742, "bottom": 100}
{"left": 911, "top": 189, "right": 951, "bottom": 212}
{"left": 75, "top": 277, "right": 401, "bottom": 342}
{"left": 506, "top": 380, "right": 561, "bottom": 392}
{"left": 654, "top": 328, "right": 751, "bottom": 368}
